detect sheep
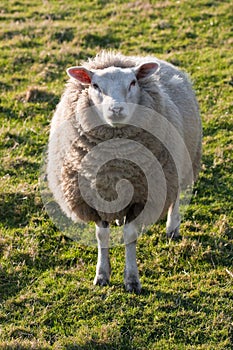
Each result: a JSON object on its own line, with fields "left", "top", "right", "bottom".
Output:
{"left": 47, "top": 51, "right": 202, "bottom": 294}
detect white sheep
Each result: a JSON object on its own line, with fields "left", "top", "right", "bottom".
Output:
{"left": 47, "top": 51, "right": 202, "bottom": 294}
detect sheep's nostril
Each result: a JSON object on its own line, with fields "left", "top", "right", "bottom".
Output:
{"left": 109, "top": 106, "right": 124, "bottom": 115}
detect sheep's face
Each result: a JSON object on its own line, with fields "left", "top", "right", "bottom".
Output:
{"left": 67, "top": 62, "right": 159, "bottom": 127}
{"left": 88, "top": 67, "right": 141, "bottom": 127}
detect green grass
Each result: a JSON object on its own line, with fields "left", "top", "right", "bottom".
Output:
{"left": 0, "top": 0, "right": 232, "bottom": 349}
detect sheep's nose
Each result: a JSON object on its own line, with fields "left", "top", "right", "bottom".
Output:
{"left": 109, "top": 106, "right": 124, "bottom": 115}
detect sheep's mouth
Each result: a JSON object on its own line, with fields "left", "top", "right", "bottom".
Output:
{"left": 110, "top": 123, "right": 126, "bottom": 128}
{"left": 108, "top": 120, "right": 128, "bottom": 128}
{"left": 107, "top": 114, "right": 129, "bottom": 127}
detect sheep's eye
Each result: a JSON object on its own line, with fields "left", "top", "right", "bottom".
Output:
{"left": 92, "top": 83, "right": 100, "bottom": 91}
{"left": 129, "top": 80, "right": 137, "bottom": 90}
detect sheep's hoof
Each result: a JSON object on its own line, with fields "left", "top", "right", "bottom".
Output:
{"left": 166, "top": 226, "right": 180, "bottom": 240}
{"left": 93, "top": 274, "right": 110, "bottom": 287}
{"left": 124, "top": 275, "right": 141, "bottom": 295}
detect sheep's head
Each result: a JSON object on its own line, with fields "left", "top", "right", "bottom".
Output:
{"left": 67, "top": 62, "right": 159, "bottom": 127}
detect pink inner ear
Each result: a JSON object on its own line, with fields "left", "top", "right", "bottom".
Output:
{"left": 137, "top": 63, "right": 159, "bottom": 80}
{"left": 68, "top": 68, "right": 92, "bottom": 84}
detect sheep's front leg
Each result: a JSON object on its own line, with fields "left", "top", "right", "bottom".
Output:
{"left": 94, "top": 221, "right": 111, "bottom": 286}
{"left": 166, "top": 196, "right": 180, "bottom": 239}
{"left": 124, "top": 222, "right": 141, "bottom": 294}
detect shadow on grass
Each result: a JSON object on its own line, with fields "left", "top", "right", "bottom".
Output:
{"left": 199, "top": 154, "right": 232, "bottom": 200}
{"left": 82, "top": 33, "right": 121, "bottom": 49}
{"left": 0, "top": 267, "right": 21, "bottom": 302}
{"left": 1, "top": 158, "right": 40, "bottom": 177}
{"left": 0, "top": 105, "right": 19, "bottom": 118}
{"left": 0, "top": 342, "right": 134, "bottom": 350}
{"left": 1, "top": 346, "right": 50, "bottom": 350}
{"left": 64, "top": 342, "right": 135, "bottom": 350}
{"left": 0, "top": 192, "right": 41, "bottom": 228}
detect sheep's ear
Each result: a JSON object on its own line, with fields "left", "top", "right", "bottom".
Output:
{"left": 135, "top": 62, "right": 159, "bottom": 80}
{"left": 66, "top": 66, "right": 93, "bottom": 84}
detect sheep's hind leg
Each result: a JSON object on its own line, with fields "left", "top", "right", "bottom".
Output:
{"left": 166, "top": 196, "right": 181, "bottom": 239}
{"left": 94, "top": 221, "right": 111, "bottom": 286}
{"left": 124, "top": 222, "right": 141, "bottom": 294}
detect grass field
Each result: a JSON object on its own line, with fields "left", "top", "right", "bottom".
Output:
{"left": 0, "top": 0, "right": 232, "bottom": 349}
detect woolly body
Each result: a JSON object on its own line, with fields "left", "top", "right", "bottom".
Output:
{"left": 48, "top": 51, "right": 201, "bottom": 225}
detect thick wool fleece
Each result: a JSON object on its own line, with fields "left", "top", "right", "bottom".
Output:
{"left": 47, "top": 51, "right": 202, "bottom": 224}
